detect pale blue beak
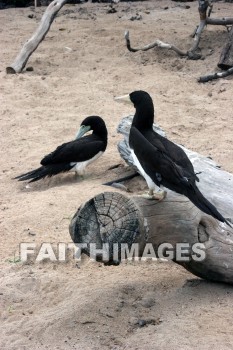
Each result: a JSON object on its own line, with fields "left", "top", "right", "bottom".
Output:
{"left": 114, "top": 94, "right": 131, "bottom": 104}
{"left": 75, "top": 125, "right": 91, "bottom": 139}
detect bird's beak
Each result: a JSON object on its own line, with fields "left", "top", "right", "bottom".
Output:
{"left": 114, "top": 94, "right": 131, "bottom": 104}
{"left": 75, "top": 125, "right": 91, "bottom": 139}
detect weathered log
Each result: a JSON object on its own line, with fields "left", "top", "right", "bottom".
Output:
{"left": 6, "top": 0, "right": 68, "bottom": 74}
{"left": 69, "top": 116, "right": 233, "bottom": 284}
{"left": 69, "top": 191, "right": 233, "bottom": 284}
{"left": 218, "top": 25, "right": 233, "bottom": 70}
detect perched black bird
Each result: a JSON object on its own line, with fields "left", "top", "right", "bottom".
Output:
{"left": 115, "top": 90, "right": 230, "bottom": 226}
{"left": 14, "top": 116, "right": 108, "bottom": 183}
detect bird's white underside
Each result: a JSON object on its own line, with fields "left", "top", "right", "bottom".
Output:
{"left": 70, "top": 151, "right": 103, "bottom": 176}
{"left": 131, "top": 149, "right": 160, "bottom": 192}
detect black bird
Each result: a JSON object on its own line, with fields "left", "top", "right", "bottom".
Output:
{"left": 14, "top": 116, "right": 108, "bottom": 183}
{"left": 115, "top": 90, "right": 230, "bottom": 226}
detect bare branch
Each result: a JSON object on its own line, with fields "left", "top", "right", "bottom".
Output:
{"left": 206, "top": 18, "right": 233, "bottom": 26}
{"left": 188, "top": 20, "right": 206, "bottom": 55}
{"left": 103, "top": 172, "right": 139, "bottom": 187}
{"left": 124, "top": 30, "right": 187, "bottom": 57}
{"left": 124, "top": 0, "right": 233, "bottom": 63}
{"left": 6, "top": 0, "right": 68, "bottom": 74}
{"left": 198, "top": 66, "right": 233, "bottom": 83}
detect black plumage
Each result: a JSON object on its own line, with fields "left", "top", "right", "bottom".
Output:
{"left": 117, "top": 90, "right": 230, "bottom": 226}
{"left": 14, "top": 116, "right": 107, "bottom": 183}
{"left": 130, "top": 91, "right": 199, "bottom": 184}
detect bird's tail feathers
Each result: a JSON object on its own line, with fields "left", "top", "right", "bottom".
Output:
{"left": 14, "top": 166, "right": 46, "bottom": 182}
{"left": 186, "top": 185, "right": 232, "bottom": 228}
{"left": 14, "top": 163, "right": 73, "bottom": 183}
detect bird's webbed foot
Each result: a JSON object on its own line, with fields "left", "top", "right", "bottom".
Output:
{"left": 141, "top": 189, "right": 167, "bottom": 201}
{"left": 74, "top": 171, "right": 91, "bottom": 181}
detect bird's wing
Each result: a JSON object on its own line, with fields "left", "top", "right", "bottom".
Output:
{"left": 143, "top": 129, "right": 198, "bottom": 181}
{"left": 41, "top": 136, "right": 105, "bottom": 165}
{"left": 130, "top": 127, "right": 192, "bottom": 191}
{"left": 131, "top": 127, "right": 231, "bottom": 225}
{"left": 157, "top": 135, "right": 196, "bottom": 176}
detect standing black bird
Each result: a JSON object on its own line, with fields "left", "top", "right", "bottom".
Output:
{"left": 115, "top": 90, "right": 230, "bottom": 226}
{"left": 14, "top": 116, "right": 108, "bottom": 183}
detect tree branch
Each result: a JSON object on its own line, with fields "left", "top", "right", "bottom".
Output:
{"left": 206, "top": 18, "right": 233, "bottom": 26}
{"left": 124, "top": 1, "right": 233, "bottom": 62}
{"left": 6, "top": 0, "right": 68, "bottom": 74}
{"left": 124, "top": 30, "right": 187, "bottom": 56}
{"left": 198, "top": 66, "right": 233, "bottom": 83}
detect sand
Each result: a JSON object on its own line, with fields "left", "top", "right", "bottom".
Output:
{"left": 1, "top": 1, "right": 233, "bottom": 349}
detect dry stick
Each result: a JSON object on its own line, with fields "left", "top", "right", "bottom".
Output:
{"left": 103, "top": 172, "right": 140, "bottom": 187}
{"left": 124, "top": 28, "right": 203, "bottom": 60}
{"left": 6, "top": 0, "right": 68, "bottom": 74}
{"left": 188, "top": 20, "right": 205, "bottom": 58}
{"left": 198, "top": 66, "right": 233, "bottom": 83}
{"left": 187, "top": 0, "right": 209, "bottom": 58}
{"left": 124, "top": 30, "right": 187, "bottom": 57}
{"left": 207, "top": 18, "right": 233, "bottom": 26}
{"left": 124, "top": 1, "right": 210, "bottom": 59}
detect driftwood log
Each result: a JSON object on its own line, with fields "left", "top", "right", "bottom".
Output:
{"left": 6, "top": 0, "right": 68, "bottom": 74}
{"left": 69, "top": 116, "right": 233, "bottom": 284}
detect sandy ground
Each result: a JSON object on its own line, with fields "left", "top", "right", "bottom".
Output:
{"left": 1, "top": 1, "right": 233, "bottom": 349}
